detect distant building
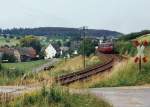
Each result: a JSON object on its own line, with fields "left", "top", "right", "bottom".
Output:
{"left": 60, "top": 46, "right": 69, "bottom": 56}
{"left": 67, "top": 53, "right": 70, "bottom": 58}
{"left": 0, "top": 47, "right": 21, "bottom": 62}
{"left": 45, "top": 44, "right": 57, "bottom": 59}
{"left": 99, "top": 39, "right": 103, "bottom": 45}
{"left": 73, "top": 50, "right": 78, "bottom": 55}
{"left": 17, "top": 47, "right": 37, "bottom": 61}
{"left": 0, "top": 47, "right": 37, "bottom": 62}
{"left": 70, "top": 40, "right": 82, "bottom": 50}
{"left": 60, "top": 46, "right": 69, "bottom": 52}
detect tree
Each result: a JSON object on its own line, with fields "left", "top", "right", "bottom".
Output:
{"left": 56, "top": 41, "right": 62, "bottom": 47}
{"left": 3, "top": 35, "right": 7, "bottom": 38}
{"left": 9, "top": 35, "right": 14, "bottom": 39}
{"left": 79, "top": 39, "right": 95, "bottom": 56}
{"left": 0, "top": 28, "right": 2, "bottom": 34}
{"left": 20, "top": 35, "right": 42, "bottom": 54}
{"left": 16, "top": 36, "right": 21, "bottom": 40}
{"left": 2, "top": 53, "right": 17, "bottom": 63}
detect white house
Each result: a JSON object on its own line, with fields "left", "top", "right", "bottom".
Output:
{"left": 99, "top": 39, "right": 103, "bottom": 45}
{"left": 73, "top": 50, "right": 78, "bottom": 55}
{"left": 45, "top": 44, "right": 57, "bottom": 59}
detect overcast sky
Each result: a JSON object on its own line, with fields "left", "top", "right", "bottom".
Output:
{"left": 0, "top": 0, "right": 149, "bottom": 33}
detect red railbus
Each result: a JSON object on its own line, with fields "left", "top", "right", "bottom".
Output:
{"left": 98, "top": 42, "right": 113, "bottom": 54}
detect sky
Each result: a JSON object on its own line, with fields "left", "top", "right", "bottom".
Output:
{"left": 0, "top": 0, "right": 150, "bottom": 34}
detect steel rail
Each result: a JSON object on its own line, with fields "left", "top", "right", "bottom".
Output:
{"left": 56, "top": 54, "right": 114, "bottom": 85}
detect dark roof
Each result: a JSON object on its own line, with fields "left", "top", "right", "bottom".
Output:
{"left": 0, "top": 47, "right": 16, "bottom": 55}
{"left": 17, "top": 47, "right": 37, "bottom": 58}
{"left": 51, "top": 43, "right": 60, "bottom": 51}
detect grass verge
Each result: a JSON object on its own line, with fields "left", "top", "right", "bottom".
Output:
{"left": 50, "top": 55, "right": 101, "bottom": 77}
{"left": 1, "top": 86, "right": 112, "bottom": 107}
{"left": 2, "top": 60, "right": 49, "bottom": 73}
{"left": 0, "top": 60, "right": 49, "bottom": 85}
{"left": 91, "top": 58, "right": 150, "bottom": 87}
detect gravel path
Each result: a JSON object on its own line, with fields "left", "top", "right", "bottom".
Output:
{"left": 90, "top": 86, "right": 150, "bottom": 107}
{"left": 32, "top": 58, "right": 59, "bottom": 73}
{"left": 0, "top": 85, "right": 150, "bottom": 107}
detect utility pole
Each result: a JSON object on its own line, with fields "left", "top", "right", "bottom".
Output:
{"left": 80, "top": 26, "right": 88, "bottom": 69}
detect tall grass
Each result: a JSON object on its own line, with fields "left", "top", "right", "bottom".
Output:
{"left": 92, "top": 58, "right": 150, "bottom": 87}
{"left": 50, "top": 55, "right": 101, "bottom": 77}
{"left": 2, "top": 59, "right": 49, "bottom": 73}
{"left": 0, "top": 60, "right": 50, "bottom": 85}
{"left": 1, "top": 86, "right": 112, "bottom": 107}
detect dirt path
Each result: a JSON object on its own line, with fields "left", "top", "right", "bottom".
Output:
{"left": 0, "top": 85, "right": 41, "bottom": 95}
{"left": 32, "top": 58, "right": 59, "bottom": 73}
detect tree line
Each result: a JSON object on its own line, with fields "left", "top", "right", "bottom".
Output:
{"left": 0, "top": 27, "right": 122, "bottom": 37}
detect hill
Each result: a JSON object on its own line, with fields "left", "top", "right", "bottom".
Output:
{"left": 1, "top": 27, "right": 122, "bottom": 37}
{"left": 136, "top": 34, "right": 150, "bottom": 42}
{"left": 119, "top": 30, "right": 150, "bottom": 41}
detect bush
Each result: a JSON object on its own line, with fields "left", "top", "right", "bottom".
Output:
{"left": 92, "top": 59, "right": 150, "bottom": 87}
{"left": 0, "top": 66, "right": 24, "bottom": 78}
{"left": 2, "top": 53, "right": 17, "bottom": 63}
{"left": 114, "top": 41, "right": 136, "bottom": 56}
{"left": 79, "top": 39, "right": 95, "bottom": 56}
{"left": 48, "top": 86, "right": 65, "bottom": 103}
{"left": 20, "top": 35, "right": 42, "bottom": 54}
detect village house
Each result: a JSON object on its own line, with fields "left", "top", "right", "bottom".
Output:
{"left": 60, "top": 46, "right": 69, "bottom": 56}
{"left": 0, "top": 47, "right": 21, "bottom": 62}
{"left": 70, "top": 40, "right": 82, "bottom": 51}
{"left": 17, "top": 47, "right": 37, "bottom": 61}
{"left": 45, "top": 44, "right": 57, "bottom": 59}
{"left": 0, "top": 47, "right": 37, "bottom": 62}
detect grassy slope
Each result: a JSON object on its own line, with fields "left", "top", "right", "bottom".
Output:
{"left": 50, "top": 55, "right": 101, "bottom": 77}
{"left": 2, "top": 86, "right": 112, "bottom": 107}
{"left": 136, "top": 34, "right": 150, "bottom": 42}
{"left": 91, "top": 58, "right": 150, "bottom": 88}
{"left": 0, "top": 60, "right": 49, "bottom": 85}
{"left": 2, "top": 60, "right": 49, "bottom": 73}
{"left": 0, "top": 55, "right": 100, "bottom": 85}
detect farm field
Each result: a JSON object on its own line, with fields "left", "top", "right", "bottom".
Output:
{"left": 0, "top": 36, "right": 19, "bottom": 46}
{"left": 2, "top": 59, "right": 49, "bottom": 73}
{"left": 0, "top": 60, "right": 50, "bottom": 85}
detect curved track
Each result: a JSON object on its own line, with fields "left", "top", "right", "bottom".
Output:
{"left": 56, "top": 54, "right": 115, "bottom": 85}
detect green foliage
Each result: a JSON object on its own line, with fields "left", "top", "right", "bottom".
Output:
{"left": 0, "top": 60, "right": 48, "bottom": 85}
{"left": 2, "top": 53, "right": 17, "bottom": 63}
{"left": 2, "top": 59, "right": 48, "bottom": 73}
{"left": 0, "top": 36, "right": 19, "bottom": 47}
{"left": 114, "top": 41, "right": 136, "bottom": 56}
{"left": 0, "top": 67, "right": 24, "bottom": 78}
{"left": 0, "top": 66, "right": 24, "bottom": 85}
{"left": 79, "top": 39, "right": 95, "bottom": 56}
{"left": 119, "top": 30, "right": 150, "bottom": 41}
{"left": 2, "top": 27, "right": 121, "bottom": 37}
{"left": 20, "top": 35, "right": 42, "bottom": 53}
{"left": 3, "top": 86, "right": 112, "bottom": 107}
{"left": 92, "top": 60, "right": 150, "bottom": 87}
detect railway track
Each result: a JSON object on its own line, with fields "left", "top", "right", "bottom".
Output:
{"left": 56, "top": 54, "right": 115, "bottom": 85}
{"left": 0, "top": 54, "right": 117, "bottom": 102}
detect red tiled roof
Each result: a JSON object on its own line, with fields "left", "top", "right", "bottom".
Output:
{"left": 17, "top": 47, "right": 37, "bottom": 58}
